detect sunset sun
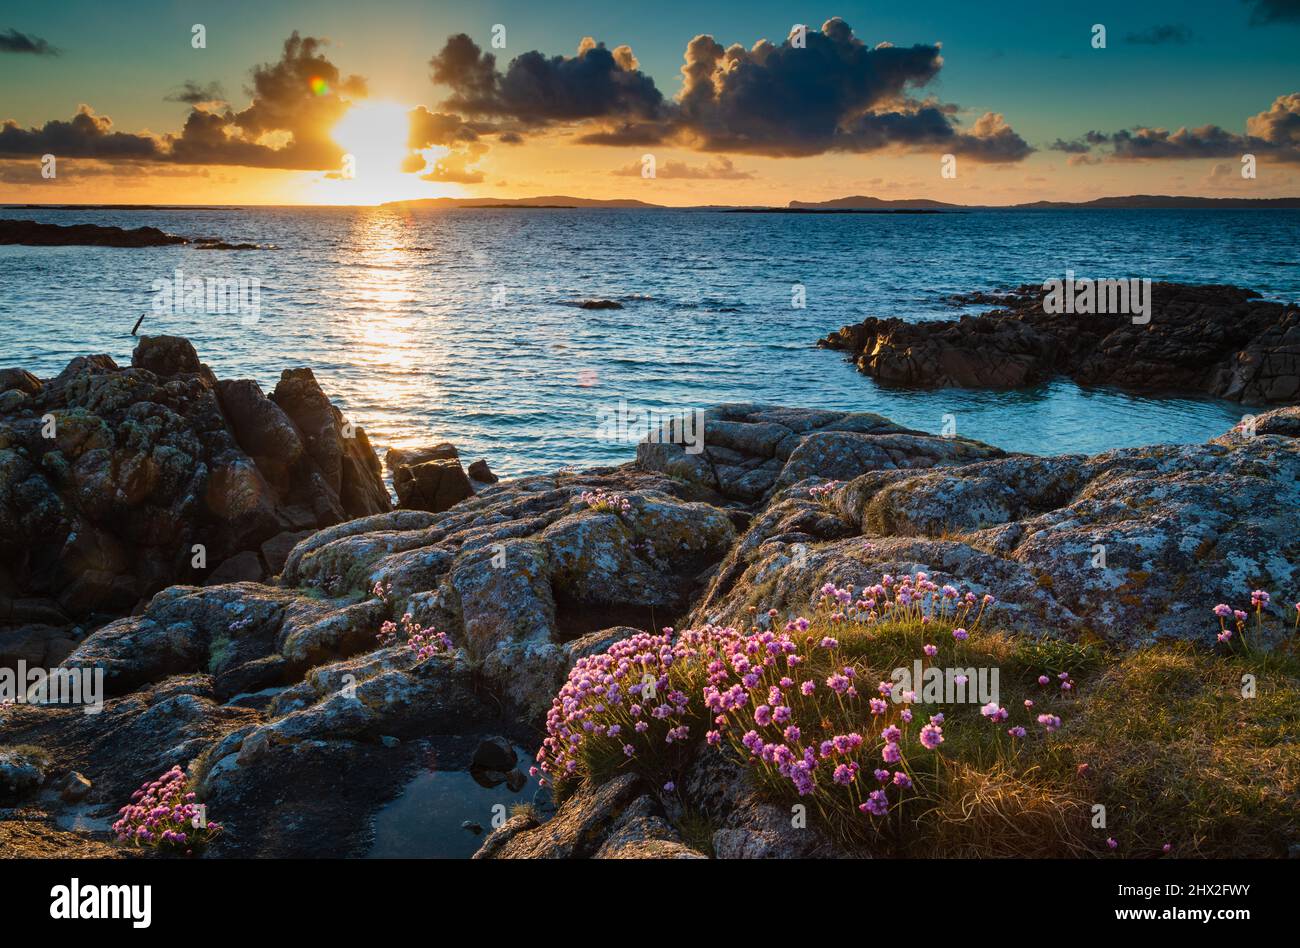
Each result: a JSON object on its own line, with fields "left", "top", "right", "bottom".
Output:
{"left": 326, "top": 100, "right": 425, "bottom": 205}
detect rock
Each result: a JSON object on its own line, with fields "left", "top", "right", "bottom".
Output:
{"left": 472, "top": 813, "right": 539, "bottom": 858}
{"left": 387, "top": 443, "right": 459, "bottom": 470}
{"left": 205, "top": 551, "right": 265, "bottom": 585}
{"left": 480, "top": 773, "right": 644, "bottom": 858}
{"left": 0, "top": 368, "right": 42, "bottom": 396}
{"left": 56, "top": 771, "right": 92, "bottom": 803}
{"left": 637, "top": 403, "right": 1003, "bottom": 503}
{"left": 0, "top": 337, "right": 390, "bottom": 632}
{"left": 577, "top": 299, "right": 623, "bottom": 309}
{"left": 692, "top": 412, "right": 1300, "bottom": 647}
{"left": 0, "top": 219, "right": 191, "bottom": 248}
{"left": 505, "top": 769, "right": 528, "bottom": 792}
{"left": 818, "top": 282, "right": 1300, "bottom": 404}
{"left": 131, "top": 335, "right": 204, "bottom": 377}
{"left": 0, "top": 746, "right": 48, "bottom": 801}
{"left": 261, "top": 530, "right": 314, "bottom": 576}
{"left": 0, "top": 219, "right": 257, "bottom": 249}
{"left": 467, "top": 459, "right": 499, "bottom": 484}
{"left": 394, "top": 458, "right": 473, "bottom": 513}
{"left": 462, "top": 820, "right": 483, "bottom": 834}
{"left": 471, "top": 736, "right": 517, "bottom": 771}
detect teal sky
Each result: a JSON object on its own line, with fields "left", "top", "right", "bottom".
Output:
{"left": 2, "top": 1, "right": 1297, "bottom": 204}
{"left": 4, "top": 0, "right": 1296, "bottom": 142}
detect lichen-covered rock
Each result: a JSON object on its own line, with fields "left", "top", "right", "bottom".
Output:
{"left": 637, "top": 403, "right": 1003, "bottom": 503}
{"left": 0, "top": 337, "right": 390, "bottom": 638}
{"left": 694, "top": 418, "right": 1300, "bottom": 646}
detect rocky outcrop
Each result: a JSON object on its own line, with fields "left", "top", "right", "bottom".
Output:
{"left": 0, "top": 336, "right": 389, "bottom": 647}
{"left": 8, "top": 393, "right": 1300, "bottom": 860}
{"left": 636, "top": 404, "right": 1004, "bottom": 503}
{"left": 818, "top": 282, "right": 1300, "bottom": 404}
{"left": 691, "top": 405, "right": 1300, "bottom": 647}
{"left": 0, "top": 219, "right": 258, "bottom": 250}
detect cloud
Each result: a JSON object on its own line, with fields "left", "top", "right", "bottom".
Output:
{"left": 1123, "top": 24, "right": 1193, "bottom": 45}
{"left": 431, "top": 33, "right": 664, "bottom": 125}
{"left": 0, "top": 105, "right": 161, "bottom": 158}
{"left": 165, "top": 31, "right": 366, "bottom": 170}
{"left": 611, "top": 155, "right": 753, "bottom": 178}
{"left": 1053, "top": 94, "right": 1300, "bottom": 164}
{"left": 0, "top": 28, "right": 58, "bottom": 55}
{"left": 432, "top": 19, "right": 1030, "bottom": 162}
{"left": 1243, "top": 0, "right": 1300, "bottom": 24}
{"left": 165, "top": 81, "right": 226, "bottom": 105}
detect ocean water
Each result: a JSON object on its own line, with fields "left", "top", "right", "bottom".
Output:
{"left": 2, "top": 206, "right": 1297, "bottom": 476}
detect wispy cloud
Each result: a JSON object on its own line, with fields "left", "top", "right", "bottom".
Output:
{"left": 0, "top": 27, "right": 59, "bottom": 55}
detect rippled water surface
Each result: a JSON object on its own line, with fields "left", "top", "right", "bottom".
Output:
{"left": 3, "top": 207, "right": 1296, "bottom": 474}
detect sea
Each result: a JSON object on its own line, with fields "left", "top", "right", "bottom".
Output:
{"left": 3, "top": 206, "right": 1297, "bottom": 476}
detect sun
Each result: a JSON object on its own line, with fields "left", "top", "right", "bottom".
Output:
{"left": 322, "top": 100, "right": 431, "bottom": 205}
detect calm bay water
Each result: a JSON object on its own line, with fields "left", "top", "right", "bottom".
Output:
{"left": 2, "top": 206, "right": 1296, "bottom": 476}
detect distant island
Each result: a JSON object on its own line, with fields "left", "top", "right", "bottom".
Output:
{"left": 7, "top": 194, "right": 1300, "bottom": 213}
{"left": 787, "top": 194, "right": 1300, "bottom": 210}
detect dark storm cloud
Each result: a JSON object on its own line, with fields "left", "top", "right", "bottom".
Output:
{"left": 432, "top": 19, "right": 1031, "bottom": 162}
{"left": 0, "top": 28, "right": 58, "bottom": 55}
{"left": 1243, "top": 0, "right": 1300, "bottom": 24}
{"left": 1054, "top": 94, "right": 1300, "bottom": 163}
{"left": 1122, "top": 24, "right": 1193, "bottom": 45}
{"left": 431, "top": 34, "right": 663, "bottom": 124}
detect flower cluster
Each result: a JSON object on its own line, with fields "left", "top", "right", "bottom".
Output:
{"left": 579, "top": 489, "right": 632, "bottom": 514}
{"left": 538, "top": 627, "right": 736, "bottom": 785}
{"left": 808, "top": 480, "right": 841, "bottom": 503}
{"left": 811, "top": 572, "right": 994, "bottom": 628}
{"left": 378, "top": 612, "right": 452, "bottom": 660}
{"left": 1212, "top": 588, "right": 1299, "bottom": 647}
{"left": 112, "top": 766, "right": 222, "bottom": 853}
{"left": 372, "top": 580, "right": 393, "bottom": 603}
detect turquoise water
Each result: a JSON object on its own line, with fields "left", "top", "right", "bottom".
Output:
{"left": 3, "top": 207, "right": 1295, "bottom": 474}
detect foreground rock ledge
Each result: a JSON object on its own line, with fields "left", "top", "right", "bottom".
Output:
{"left": 2, "top": 401, "right": 1297, "bottom": 858}
{"left": 818, "top": 282, "right": 1300, "bottom": 404}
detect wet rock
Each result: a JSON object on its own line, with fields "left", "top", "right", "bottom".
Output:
{"left": 462, "top": 820, "right": 483, "bottom": 834}
{"left": 387, "top": 443, "right": 459, "bottom": 470}
{"left": 471, "top": 736, "right": 517, "bottom": 771}
{"left": 394, "top": 458, "right": 473, "bottom": 513}
{"left": 467, "top": 459, "right": 499, "bottom": 484}
{"left": 818, "top": 282, "right": 1300, "bottom": 404}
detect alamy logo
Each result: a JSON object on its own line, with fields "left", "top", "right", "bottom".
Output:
{"left": 49, "top": 879, "right": 151, "bottom": 928}
{"left": 0, "top": 662, "right": 103, "bottom": 714}
{"left": 1042, "top": 270, "right": 1151, "bottom": 324}
{"left": 595, "top": 399, "right": 705, "bottom": 454}
{"left": 151, "top": 268, "right": 261, "bottom": 325}
{"left": 890, "top": 661, "right": 1000, "bottom": 705}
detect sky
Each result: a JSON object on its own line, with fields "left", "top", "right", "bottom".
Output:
{"left": 1, "top": 0, "right": 1298, "bottom": 205}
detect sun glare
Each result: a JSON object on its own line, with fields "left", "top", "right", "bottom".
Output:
{"left": 323, "top": 100, "right": 429, "bottom": 205}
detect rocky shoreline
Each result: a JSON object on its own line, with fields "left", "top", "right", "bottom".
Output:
{"left": 818, "top": 282, "right": 1300, "bottom": 404}
{"left": 2, "top": 340, "right": 1298, "bottom": 859}
{"left": 0, "top": 219, "right": 260, "bottom": 250}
